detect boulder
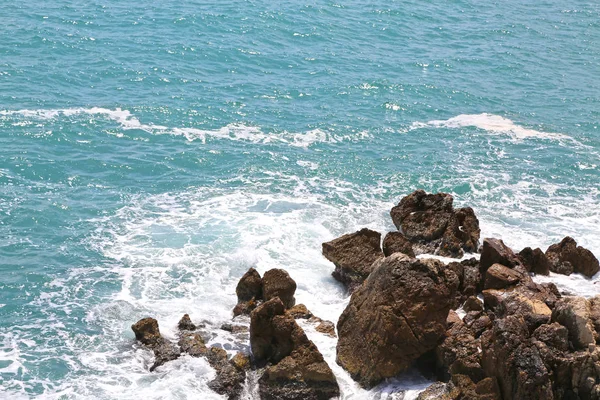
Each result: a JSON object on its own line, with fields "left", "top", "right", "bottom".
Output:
{"left": 382, "top": 231, "right": 415, "bottom": 257}
{"left": 131, "top": 317, "right": 181, "bottom": 371}
{"left": 389, "top": 190, "right": 480, "bottom": 257}
{"left": 518, "top": 247, "right": 550, "bottom": 275}
{"left": 481, "top": 315, "right": 553, "bottom": 400}
{"left": 234, "top": 268, "right": 263, "bottom": 316}
{"left": 532, "top": 322, "right": 569, "bottom": 352}
{"left": 336, "top": 253, "right": 459, "bottom": 387}
{"left": 322, "top": 228, "right": 383, "bottom": 291}
{"left": 177, "top": 314, "right": 196, "bottom": 331}
{"left": 178, "top": 332, "right": 208, "bottom": 357}
{"left": 262, "top": 269, "right": 297, "bottom": 309}
{"left": 250, "top": 298, "right": 340, "bottom": 400}
{"left": 316, "top": 321, "right": 336, "bottom": 338}
{"left": 435, "top": 318, "right": 484, "bottom": 383}
{"left": 480, "top": 238, "right": 521, "bottom": 274}
{"left": 551, "top": 296, "right": 596, "bottom": 350}
{"left": 206, "top": 347, "right": 250, "bottom": 400}
{"left": 546, "top": 237, "right": 600, "bottom": 277}
{"left": 484, "top": 263, "right": 524, "bottom": 290}
{"left": 287, "top": 304, "right": 313, "bottom": 319}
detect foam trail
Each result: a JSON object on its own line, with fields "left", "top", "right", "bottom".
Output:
{"left": 411, "top": 113, "right": 571, "bottom": 141}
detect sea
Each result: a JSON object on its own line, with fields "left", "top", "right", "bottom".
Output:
{"left": 1, "top": 1, "right": 599, "bottom": 398}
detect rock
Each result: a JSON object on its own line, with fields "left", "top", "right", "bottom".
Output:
{"left": 551, "top": 296, "right": 596, "bottom": 350}
{"left": 447, "top": 310, "right": 462, "bottom": 328}
{"left": 463, "top": 296, "right": 484, "bottom": 313}
{"left": 221, "top": 323, "right": 249, "bottom": 335}
{"left": 234, "top": 268, "right": 263, "bottom": 316}
{"left": 518, "top": 247, "right": 550, "bottom": 275}
{"left": 481, "top": 315, "right": 553, "bottom": 400}
{"left": 131, "top": 317, "right": 162, "bottom": 346}
{"left": 464, "top": 312, "right": 492, "bottom": 338}
{"left": 322, "top": 228, "right": 383, "bottom": 291}
{"left": 206, "top": 347, "right": 249, "bottom": 400}
{"left": 178, "top": 332, "right": 207, "bottom": 357}
{"left": 480, "top": 238, "right": 521, "bottom": 274}
{"left": 448, "top": 258, "right": 481, "bottom": 306}
{"left": 532, "top": 322, "right": 569, "bottom": 352}
{"left": 390, "top": 190, "right": 480, "bottom": 258}
{"left": 589, "top": 295, "right": 600, "bottom": 340}
{"left": 149, "top": 339, "right": 181, "bottom": 372}
{"left": 484, "top": 263, "right": 524, "bottom": 290}
{"left": 250, "top": 298, "right": 340, "bottom": 400}
{"left": 417, "top": 376, "right": 501, "bottom": 400}
{"left": 435, "top": 318, "right": 484, "bottom": 383}
{"left": 336, "top": 253, "right": 459, "bottom": 387}
{"left": 262, "top": 268, "right": 297, "bottom": 309}
{"left": 316, "top": 321, "right": 336, "bottom": 338}
{"left": 177, "top": 314, "right": 196, "bottom": 331}
{"left": 287, "top": 304, "right": 313, "bottom": 319}
{"left": 546, "top": 237, "right": 600, "bottom": 277}
{"left": 416, "top": 382, "right": 455, "bottom": 400}
{"left": 382, "top": 231, "right": 415, "bottom": 257}
{"left": 483, "top": 287, "right": 552, "bottom": 332}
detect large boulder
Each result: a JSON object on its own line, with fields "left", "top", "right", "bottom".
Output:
{"left": 546, "top": 237, "right": 600, "bottom": 277}
{"left": 389, "top": 190, "right": 480, "bottom": 258}
{"left": 336, "top": 253, "right": 459, "bottom": 387}
{"left": 551, "top": 296, "right": 597, "bottom": 350}
{"left": 382, "top": 231, "right": 415, "bottom": 257}
{"left": 262, "top": 269, "right": 297, "bottom": 309}
{"left": 480, "top": 238, "right": 521, "bottom": 274}
{"left": 518, "top": 247, "right": 550, "bottom": 275}
{"left": 484, "top": 263, "right": 525, "bottom": 290}
{"left": 250, "top": 298, "right": 340, "bottom": 400}
{"left": 322, "top": 228, "right": 383, "bottom": 291}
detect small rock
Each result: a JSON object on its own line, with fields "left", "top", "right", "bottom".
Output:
{"left": 178, "top": 332, "right": 207, "bottom": 357}
{"left": 177, "top": 314, "right": 196, "bottom": 331}
{"left": 316, "top": 320, "right": 336, "bottom": 338}
{"left": 484, "top": 263, "right": 524, "bottom": 290}
{"left": 287, "top": 304, "right": 313, "bottom": 319}
{"left": 546, "top": 237, "right": 600, "bottom": 277}
{"left": 463, "top": 296, "right": 484, "bottom": 313}
{"left": 236, "top": 267, "right": 263, "bottom": 302}
{"left": 131, "top": 317, "right": 161, "bottom": 346}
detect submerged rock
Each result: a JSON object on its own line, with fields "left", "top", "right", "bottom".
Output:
{"left": 336, "top": 253, "right": 458, "bottom": 387}
{"left": 322, "top": 228, "right": 383, "bottom": 292}
{"left": 546, "top": 236, "right": 600, "bottom": 277}
{"left": 250, "top": 297, "right": 340, "bottom": 400}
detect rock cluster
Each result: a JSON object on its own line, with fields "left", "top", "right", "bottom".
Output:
{"left": 234, "top": 267, "right": 297, "bottom": 316}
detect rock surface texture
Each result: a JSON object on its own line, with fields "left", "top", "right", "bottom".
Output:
{"left": 546, "top": 236, "right": 600, "bottom": 277}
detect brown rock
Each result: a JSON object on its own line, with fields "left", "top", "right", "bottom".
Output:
{"left": 463, "top": 296, "right": 484, "bottom": 313}
{"left": 447, "top": 310, "right": 462, "bottom": 328}
{"left": 233, "top": 298, "right": 258, "bottom": 317}
{"left": 590, "top": 295, "right": 600, "bottom": 341}
{"left": 480, "top": 238, "right": 521, "bottom": 274}
{"left": 546, "top": 236, "right": 600, "bottom": 277}
{"left": 551, "top": 296, "right": 597, "bottom": 350}
{"left": 532, "top": 322, "right": 569, "bottom": 352}
{"left": 316, "top": 321, "right": 336, "bottom": 338}
{"left": 436, "top": 319, "right": 484, "bottom": 383}
{"left": 236, "top": 267, "right": 263, "bottom": 302}
{"left": 131, "top": 317, "right": 161, "bottom": 346}
{"left": 518, "top": 247, "right": 550, "bottom": 275}
{"left": 250, "top": 298, "right": 340, "bottom": 400}
{"left": 382, "top": 231, "right": 415, "bottom": 257}
{"left": 149, "top": 339, "right": 181, "bottom": 372}
{"left": 287, "top": 304, "right": 313, "bottom": 319}
{"left": 322, "top": 228, "right": 383, "bottom": 291}
{"left": 483, "top": 287, "right": 552, "bottom": 332}
{"left": 262, "top": 268, "right": 297, "bottom": 309}
{"left": 177, "top": 314, "right": 196, "bottom": 331}
{"left": 484, "top": 263, "right": 524, "bottom": 290}
{"left": 336, "top": 253, "right": 459, "bottom": 387}
{"left": 178, "top": 332, "right": 207, "bottom": 357}
{"left": 206, "top": 347, "right": 249, "bottom": 400}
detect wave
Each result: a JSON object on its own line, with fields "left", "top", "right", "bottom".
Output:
{"left": 411, "top": 113, "right": 571, "bottom": 141}
{"left": 0, "top": 107, "right": 369, "bottom": 148}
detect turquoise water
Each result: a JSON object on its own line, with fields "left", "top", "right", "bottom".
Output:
{"left": 1, "top": 1, "right": 600, "bottom": 398}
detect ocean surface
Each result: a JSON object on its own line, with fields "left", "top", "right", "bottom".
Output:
{"left": 1, "top": 1, "right": 600, "bottom": 398}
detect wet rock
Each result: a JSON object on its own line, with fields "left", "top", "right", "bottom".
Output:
{"left": 336, "top": 253, "right": 459, "bottom": 387}
{"left": 447, "top": 310, "right": 462, "bottom": 328}
{"left": 390, "top": 190, "right": 480, "bottom": 258}
{"left": 177, "top": 314, "right": 196, "bottom": 331}
{"left": 262, "top": 268, "right": 297, "bottom": 309}
{"left": 435, "top": 318, "right": 484, "bottom": 383}
{"left": 546, "top": 236, "right": 600, "bottom": 277}
{"left": 483, "top": 287, "right": 552, "bottom": 332}
{"left": 518, "top": 247, "right": 550, "bottom": 275}
{"left": 552, "top": 296, "right": 596, "bottom": 350}
{"left": 322, "top": 228, "right": 383, "bottom": 291}
{"left": 589, "top": 295, "right": 600, "bottom": 340}
{"left": 206, "top": 347, "right": 250, "bottom": 400}
{"left": 220, "top": 323, "right": 249, "bottom": 335}
{"left": 463, "top": 296, "right": 484, "bottom": 313}
{"left": 533, "top": 322, "right": 569, "bottom": 352}
{"left": 382, "top": 231, "right": 415, "bottom": 257}
{"left": 250, "top": 298, "right": 340, "bottom": 400}
{"left": 149, "top": 339, "right": 181, "bottom": 372}
{"left": 481, "top": 315, "right": 553, "bottom": 400}
{"left": 484, "top": 263, "right": 524, "bottom": 290}
{"left": 234, "top": 268, "right": 263, "bottom": 316}
{"left": 132, "top": 317, "right": 162, "bottom": 346}
{"left": 287, "top": 304, "right": 313, "bottom": 319}
{"left": 480, "top": 238, "right": 521, "bottom": 275}
{"left": 316, "top": 321, "right": 336, "bottom": 338}
{"left": 178, "top": 332, "right": 207, "bottom": 357}
{"left": 417, "top": 376, "right": 501, "bottom": 400}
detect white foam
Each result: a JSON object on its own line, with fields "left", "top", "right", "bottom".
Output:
{"left": 411, "top": 113, "right": 571, "bottom": 141}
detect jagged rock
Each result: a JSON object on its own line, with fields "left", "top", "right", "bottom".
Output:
{"left": 131, "top": 317, "right": 181, "bottom": 371}
{"left": 389, "top": 190, "right": 480, "bottom": 258}
{"left": 206, "top": 347, "right": 249, "bottom": 400}
{"left": 336, "top": 253, "right": 459, "bottom": 387}
{"left": 287, "top": 304, "right": 313, "bottom": 319}
{"left": 382, "top": 231, "right": 415, "bottom": 257}
{"left": 234, "top": 268, "right": 263, "bottom": 316}
{"left": 417, "top": 376, "right": 501, "bottom": 400}
{"left": 447, "top": 310, "right": 462, "bottom": 328}
{"left": 417, "top": 382, "right": 455, "bottom": 400}
{"left": 519, "top": 247, "right": 550, "bottom": 275}
{"left": 448, "top": 258, "right": 481, "bottom": 306}
{"left": 464, "top": 312, "right": 492, "bottom": 338}
{"left": 546, "top": 237, "right": 600, "bottom": 277}
{"left": 533, "top": 322, "right": 569, "bottom": 352}
{"left": 178, "top": 332, "right": 208, "bottom": 357}
{"left": 551, "top": 296, "right": 597, "bottom": 350}
{"left": 262, "top": 268, "right": 296, "bottom": 309}
{"left": 463, "top": 296, "right": 484, "bottom": 313}
{"left": 177, "top": 314, "right": 196, "bottom": 331}
{"left": 590, "top": 295, "right": 600, "bottom": 340}
{"left": 435, "top": 318, "right": 484, "bottom": 383}
{"left": 250, "top": 298, "right": 340, "bottom": 400}
{"left": 316, "top": 321, "right": 336, "bottom": 338}
{"left": 480, "top": 238, "right": 521, "bottom": 274}
{"left": 484, "top": 263, "right": 524, "bottom": 290}
{"left": 132, "top": 317, "right": 162, "bottom": 346}
{"left": 483, "top": 287, "right": 552, "bottom": 332}
{"left": 481, "top": 315, "right": 553, "bottom": 399}
{"left": 322, "top": 228, "right": 383, "bottom": 291}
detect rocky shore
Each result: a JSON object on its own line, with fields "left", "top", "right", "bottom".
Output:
{"left": 130, "top": 190, "right": 600, "bottom": 399}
